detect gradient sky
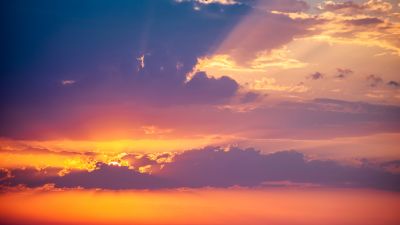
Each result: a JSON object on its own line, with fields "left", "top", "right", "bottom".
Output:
{"left": 1, "top": 0, "right": 400, "bottom": 224}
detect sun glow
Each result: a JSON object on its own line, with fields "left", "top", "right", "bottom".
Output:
{"left": 1, "top": 188, "right": 399, "bottom": 225}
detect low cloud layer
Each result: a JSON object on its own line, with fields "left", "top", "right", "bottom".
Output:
{"left": 1, "top": 147, "right": 399, "bottom": 191}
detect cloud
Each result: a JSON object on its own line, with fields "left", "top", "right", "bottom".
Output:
{"left": 239, "top": 92, "right": 260, "bottom": 103}
{"left": 0, "top": 168, "right": 10, "bottom": 181}
{"left": 214, "top": 3, "right": 319, "bottom": 63}
{"left": 252, "top": 77, "right": 309, "bottom": 93}
{"left": 308, "top": 72, "right": 324, "bottom": 80}
{"left": 141, "top": 126, "right": 173, "bottom": 135}
{"left": 335, "top": 68, "right": 353, "bottom": 79}
{"left": 136, "top": 54, "right": 145, "bottom": 71}
{"left": 2, "top": 95, "right": 400, "bottom": 140}
{"left": 2, "top": 147, "right": 399, "bottom": 191}
{"left": 285, "top": 0, "right": 400, "bottom": 56}
{"left": 184, "top": 72, "right": 239, "bottom": 103}
{"left": 176, "top": 0, "right": 239, "bottom": 5}
{"left": 178, "top": 0, "right": 310, "bottom": 12}
{"left": 345, "top": 17, "right": 384, "bottom": 26}
{"left": 53, "top": 163, "right": 173, "bottom": 189}
{"left": 60, "top": 80, "right": 76, "bottom": 86}
{"left": 318, "top": 0, "right": 393, "bottom": 14}
{"left": 366, "top": 74, "right": 384, "bottom": 87}
{"left": 387, "top": 80, "right": 400, "bottom": 88}
{"left": 253, "top": 0, "right": 309, "bottom": 13}
{"left": 363, "top": 0, "right": 393, "bottom": 13}
{"left": 318, "top": 1, "right": 362, "bottom": 12}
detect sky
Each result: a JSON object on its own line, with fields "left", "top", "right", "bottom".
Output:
{"left": 1, "top": 0, "right": 400, "bottom": 224}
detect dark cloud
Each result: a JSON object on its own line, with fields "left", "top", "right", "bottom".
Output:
{"left": 345, "top": 17, "right": 383, "bottom": 26}
{"left": 308, "top": 72, "right": 324, "bottom": 80}
{"left": 0, "top": 168, "right": 10, "bottom": 181}
{"left": 1, "top": 167, "right": 60, "bottom": 188}
{"left": 240, "top": 91, "right": 261, "bottom": 103}
{"left": 2, "top": 147, "right": 399, "bottom": 191}
{"left": 335, "top": 68, "right": 353, "bottom": 79}
{"left": 387, "top": 80, "right": 400, "bottom": 88}
{"left": 366, "top": 74, "right": 383, "bottom": 87}
{"left": 184, "top": 72, "right": 239, "bottom": 104}
{"left": 53, "top": 163, "right": 173, "bottom": 189}
{"left": 380, "top": 160, "right": 400, "bottom": 173}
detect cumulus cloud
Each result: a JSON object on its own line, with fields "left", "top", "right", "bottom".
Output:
{"left": 2, "top": 147, "right": 399, "bottom": 191}
{"left": 184, "top": 72, "right": 239, "bottom": 103}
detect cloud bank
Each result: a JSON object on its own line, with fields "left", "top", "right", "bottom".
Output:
{"left": 2, "top": 147, "right": 399, "bottom": 191}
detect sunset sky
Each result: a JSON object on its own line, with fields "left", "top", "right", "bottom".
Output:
{"left": 1, "top": 0, "right": 400, "bottom": 224}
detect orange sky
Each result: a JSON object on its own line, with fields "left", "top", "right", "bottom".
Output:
{"left": 1, "top": 187, "right": 399, "bottom": 225}
{"left": 1, "top": 0, "right": 400, "bottom": 224}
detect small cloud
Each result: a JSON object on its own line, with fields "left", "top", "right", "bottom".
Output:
{"left": 318, "top": 0, "right": 392, "bottom": 13}
{"left": 240, "top": 92, "right": 260, "bottom": 104}
{"left": 335, "top": 68, "right": 353, "bottom": 79}
{"left": 175, "top": 0, "right": 239, "bottom": 5}
{"left": 137, "top": 54, "right": 145, "bottom": 71}
{"left": 363, "top": 0, "right": 393, "bottom": 13}
{"left": 61, "top": 80, "right": 76, "bottom": 86}
{"left": 308, "top": 72, "right": 324, "bottom": 80}
{"left": 176, "top": 61, "right": 184, "bottom": 71}
{"left": 345, "top": 17, "right": 383, "bottom": 26}
{"left": 317, "top": 1, "right": 361, "bottom": 11}
{"left": 366, "top": 74, "right": 383, "bottom": 87}
{"left": 252, "top": 77, "right": 309, "bottom": 93}
{"left": 142, "top": 126, "right": 173, "bottom": 135}
{"left": 387, "top": 80, "right": 400, "bottom": 88}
